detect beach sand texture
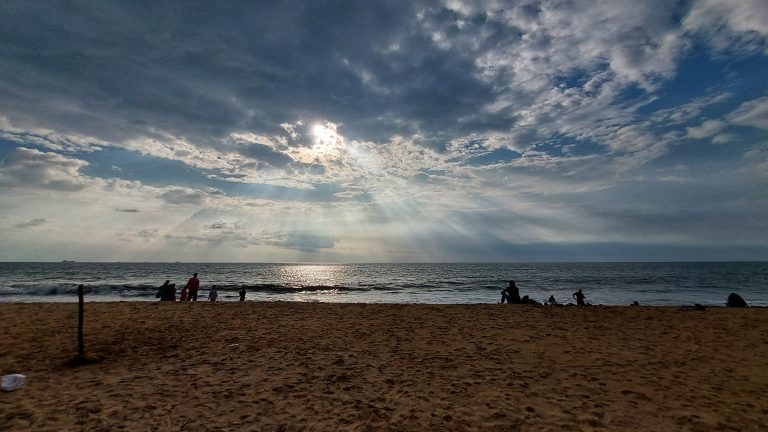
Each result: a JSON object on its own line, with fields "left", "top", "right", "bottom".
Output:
{"left": 1, "top": 302, "right": 767, "bottom": 431}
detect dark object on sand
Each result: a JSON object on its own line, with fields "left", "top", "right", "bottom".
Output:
{"left": 726, "top": 293, "right": 748, "bottom": 308}
{"left": 679, "top": 304, "right": 707, "bottom": 311}
{"left": 631, "top": 301, "right": 640, "bottom": 306}
{"left": 77, "top": 284, "right": 85, "bottom": 358}
{"left": 521, "top": 295, "right": 541, "bottom": 305}
{"left": 68, "top": 284, "right": 99, "bottom": 366}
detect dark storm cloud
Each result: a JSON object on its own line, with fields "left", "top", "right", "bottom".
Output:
{"left": 0, "top": 1, "right": 503, "bottom": 152}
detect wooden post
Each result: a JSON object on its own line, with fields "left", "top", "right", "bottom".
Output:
{"left": 77, "top": 284, "right": 85, "bottom": 358}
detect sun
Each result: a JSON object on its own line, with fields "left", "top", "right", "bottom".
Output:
{"left": 309, "top": 122, "right": 345, "bottom": 154}
{"left": 312, "top": 123, "right": 335, "bottom": 142}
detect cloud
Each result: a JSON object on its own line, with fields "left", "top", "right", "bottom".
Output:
{"left": 0, "top": 1, "right": 687, "bottom": 162}
{"left": 238, "top": 143, "right": 294, "bottom": 168}
{"left": 138, "top": 228, "right": 158, "bottom": 239}
{"left": 0, "top": 0, "right": 759, "bottom": 190}
{"left": 0, "top": 147, "right": 93, "bottom": 191}
{"left": 268, "top": 232, "right": 336, "bottom": 253}
{"left": 686, "top": 119, "right": 727, "bottom": 139}
{"left": 744, "top": 142, "right": 768, "bottom": 175}
{"left": 0, "top": 1, "right": 767, "bottom": 261}
{"left": 684, "top": 0, "right": 768, "bottom": 52}
{"left": 0, "top": 116, "right": 107, "bottom": 153}
{"left": 729, "top": 96, "right": 768, "bottom": 130}
{"left": 14, "top": 218, "right": 47, "bottom": 228}
{"left": 207, "top": 220, "right": 240, "bottom": 230}
{"left": 160, "top": 188, "right": 206, "bottom": 205}
{"left": 681, "top": 96, "right": 768, "bottom": 145}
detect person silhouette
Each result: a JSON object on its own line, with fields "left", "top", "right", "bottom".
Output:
{"left": 185, "top": 273, "right": 200, "bottom": 302}
{"left": 156, "top": 280, "right": 171, "bottom": 301}
{"left": 499, "top": 280, "right": 522, "bottom": 304}
{"left": 239, "top": 287, "right": 246, "bottom": 301}
{"left": 572, "top": 289, "right": 585, "bottom": 306}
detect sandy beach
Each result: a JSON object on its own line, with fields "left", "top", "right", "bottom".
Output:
{"left": 1, "top": 302, "right": 767, "bottom": 431}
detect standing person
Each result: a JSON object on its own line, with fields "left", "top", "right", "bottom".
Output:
{"left": 169, "top": 283, "right": 177, "bottom": 301}
{"left": 208, "top": 285, "right": 218, "bottom": 302}
{"left": 179, "top": 285, "right": 188, "bottom": 302}
{"left": 184, "top": 273, "right": 200, "bottom": 302}
{"left": 156, "top": 280, "right": 171, "bottom": 301}
{"left": 499, "top": 280, "right": 522, "bottom": 304}
{"left": 573, "top": 289, "right": 586, "bottom": 306}
{"left": 239, "top": 287, "right": 246, "bottom": 302}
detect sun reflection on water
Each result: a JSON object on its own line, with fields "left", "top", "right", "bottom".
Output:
{"left": 277, "top": 264, "right": 346, "bottom": 288}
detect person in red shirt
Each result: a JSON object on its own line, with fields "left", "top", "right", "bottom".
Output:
{"left": 185, "top": 273, "right": 200, "bottom": 301}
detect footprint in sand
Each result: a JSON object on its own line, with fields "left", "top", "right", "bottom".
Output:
{"left": 620, "top": 389, "right": 651, "bottom": 401}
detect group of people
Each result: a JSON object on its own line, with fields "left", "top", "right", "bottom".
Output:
{"left": 156, "top": 273, "right": 249, "bottom": 302}
{"left": 499, "top": 280, "right": 749, "bottom": 307}
{"left": 156, "top": 272, "right": 203, "bottom": 301}
{"left": 498, "top": 280, "right": 587, "bottom": 306}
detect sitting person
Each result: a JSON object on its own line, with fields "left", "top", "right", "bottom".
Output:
{"left": 499, "top": 280, "right": 522, "bottom": 304}
{"left": 547, "top": 295, "right": 557, "bottom": 305}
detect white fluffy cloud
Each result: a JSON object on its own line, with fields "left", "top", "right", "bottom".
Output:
{"left": 0, "top": 147, "right": 94, "bottom": 191}
{"left": 685, "top": 0, "right": 768, "bottom": 52}
{"left": 729, "top": 97, "right": 768, "bottom": 130}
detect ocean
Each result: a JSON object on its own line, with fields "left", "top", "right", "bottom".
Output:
{"left": 0, "top": 262, "right": 766, "bottom": 306}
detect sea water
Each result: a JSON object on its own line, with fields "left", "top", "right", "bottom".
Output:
{"left": 0, "top": 262, "right": 766, "bottom": 306}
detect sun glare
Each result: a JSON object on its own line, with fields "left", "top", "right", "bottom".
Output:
{"left": 312, "top": 123, "right": 332, "bottom": 140}
{"left": 306, "top": 121, "right": 345, "bottom": 157}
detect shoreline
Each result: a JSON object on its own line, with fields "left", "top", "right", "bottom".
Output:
{"left": 0, "top": 298, "right": 756, "bottom": 307}
{"left": 2, "top": 302, "right": 767, "bottom": 430}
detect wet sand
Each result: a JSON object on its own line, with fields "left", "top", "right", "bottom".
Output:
{"left": 1, "top": 302, "right": 767, "bottom": 431}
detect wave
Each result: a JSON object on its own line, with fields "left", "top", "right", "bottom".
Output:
{"left": 0, "top": 283, "right": 385, "bottom": 296}
{"left": 0, "top": 283, "right": 158, "bottom": 297}
{"left": 0, "top": 281, "right": 493, "bottom": 297}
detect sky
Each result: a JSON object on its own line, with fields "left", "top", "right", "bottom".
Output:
{"left": 1, "top": 0, "right": 767, "bottom": 262}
